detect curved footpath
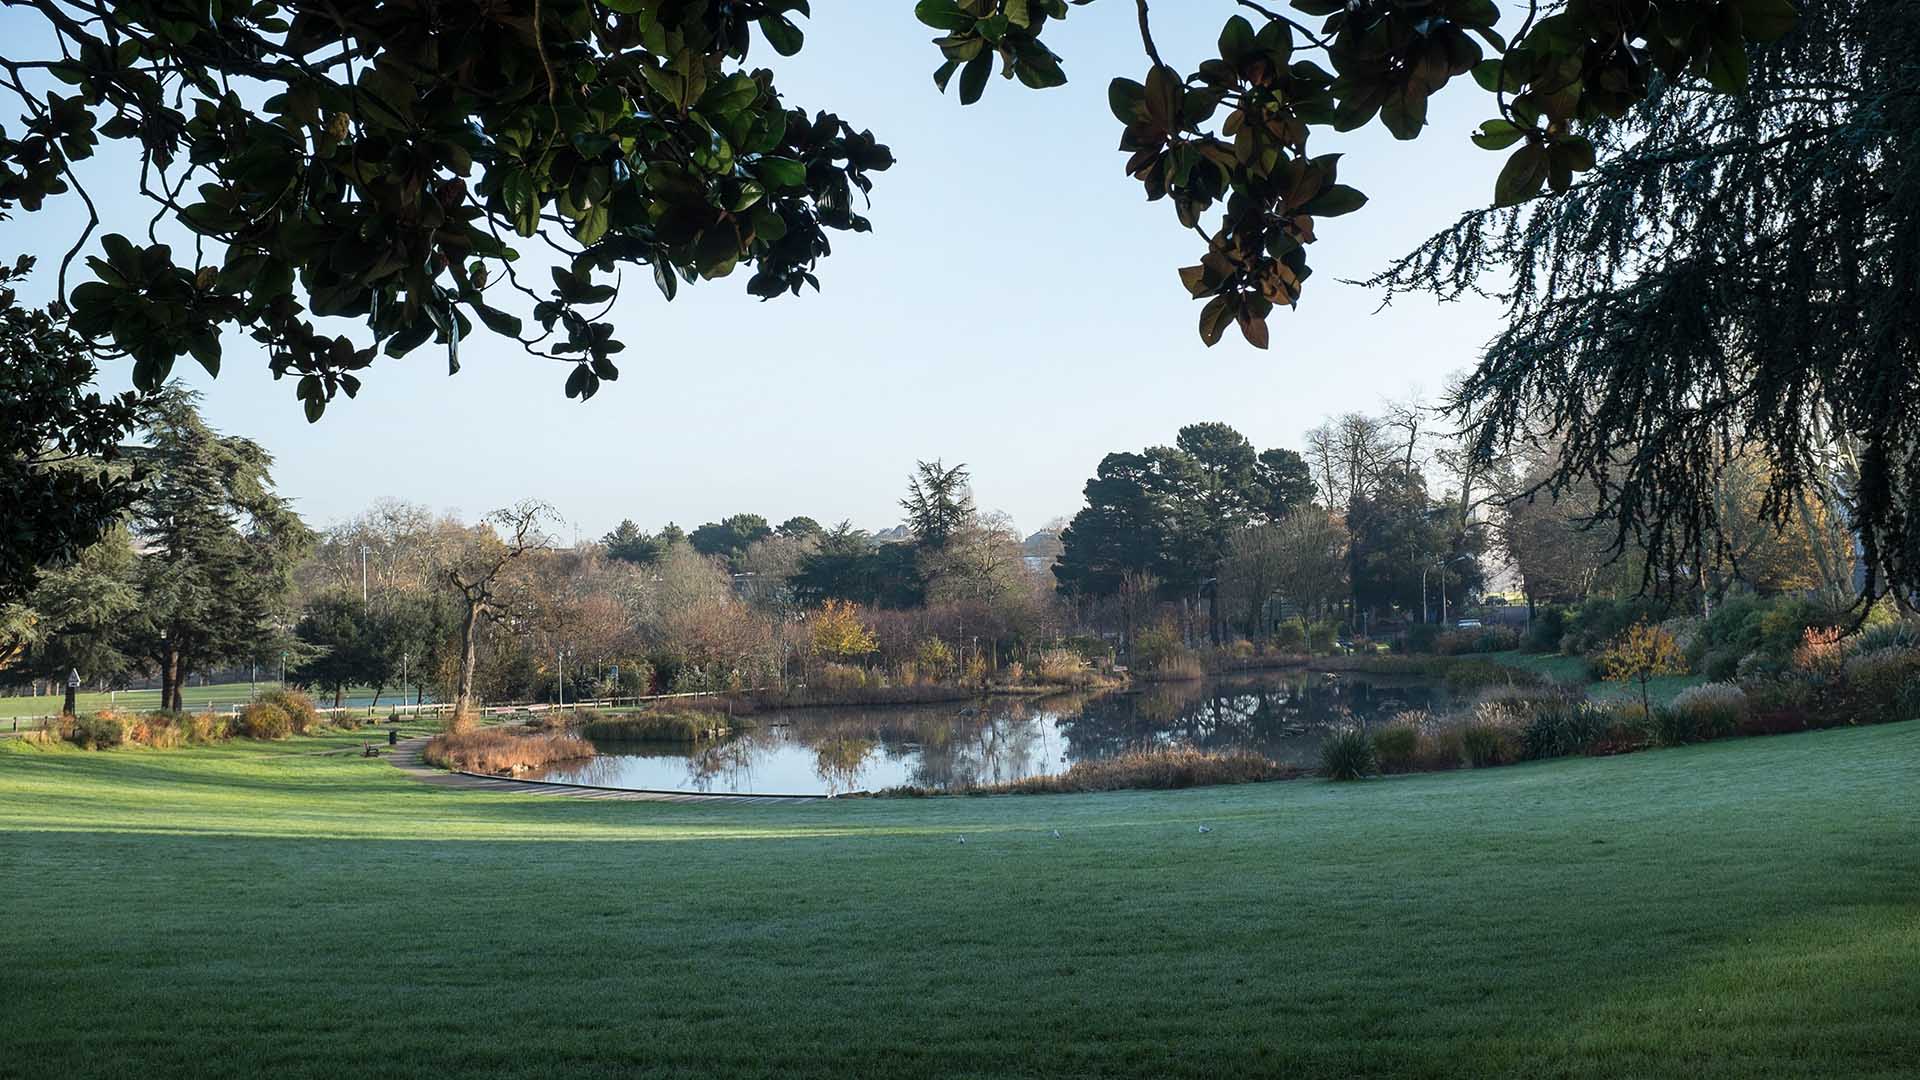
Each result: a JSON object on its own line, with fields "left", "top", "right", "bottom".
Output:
{"left": 384, "top": 736, "right": 845, "bottom": 804}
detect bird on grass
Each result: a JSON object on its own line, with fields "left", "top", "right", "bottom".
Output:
{"left": 957, "top": 835, "right": 966, "bottom": 844}
{"left": 1197, "top": 825, "right": 1212, "bottom": 834}
{"left": 1051, "top": 829, "right": 1062, "bottom": 840}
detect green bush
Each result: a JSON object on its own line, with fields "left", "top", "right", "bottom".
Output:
{"left": 1841, "top": 647, "right": 1920, "bottom": 719}
{"left": 1271, "top": 618, "right": 1308, "bottom": 652}
{"left": 235, "top": 701, "right": 294, "bottom": 740}
{"left": 1403, "top": 623, "right": 1441, "bottom": 654}
{"left": 1460, "top": 710, "right": 1521, "bottom": 768}
{"left": 1524, "top": 606, "right": 1569, "bottom": 653}
{"left": 257, "top": 688, "right": 323, "bottom": 734}
{"left": 1319, "top": 726, "right": 1377, "bottom": 781}
{"left": 1518, "top": 701, "right": 1617, "bottom": 760}
{"left": 1434, "top": 627, "right": 1521, "bottom": 656}
{"left": 1848, "top": 618, "right": 1920, "bottom": 656}
{"left": 1562, "top": 597, "right": 1677, "bottom": 656}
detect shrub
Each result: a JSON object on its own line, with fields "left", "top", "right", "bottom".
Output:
{"left": 1271, "top": 618, "right": 1307, "bottom": 652}
{"left": 1460, "top": 704, "right": 1523, "bottom": 767}
{"left": 1517, "top": 700, "right": 1618, "bottom": 760}
{"left": 1599, "top": 621, "right": 1688, "bottom": 717}
{"left": 814, "top": 662, "right": 876, "bottom": 693}
{"left": 1700, "top": 647, "right": 1742, "bottom": 682}
{"left": 914, "top": 637, "right": 956, "bottom": 680}
{"left": 1562, "top": 597, "right": 1676, "bottom": 656}
{"left": 1841, "top": 647, "right": 1920, "bottom": 719}
{"left": 1307, "top": 620, "right": 1340, "bottom": 653}
{"left": 1848, "top": 618, "right": 1920, "bottom": 657}
{"left": 1434, "top": 626, "right": 1520, "bottom": 656}
{"left": 181, "top": 711, "right": 229, "bottom": 743}
{"left": 1792, "top": 626, "right": 1848, "bottom": 677}
{"left": 235, "top": 701, "right": 294, "bottom": 740}
{"left": 423, "top": 727, "right": 594, "bottom": 774}
{"left": 256, "top": 688, "right": 323, "bottom": 734}
{"left": 67, "top": 709, "right": 133, "bottom": 750}
{"left": 1403, "top": 623, "right": 1441, "bottom": 654}
{"left": 1370, "top": 721, "right": 1423, "bottom": 773}
{"left": 1319, "top": 726, "right": 1377, "bottom": 781}
{"left": 580, "top": 710, "right": 732, "bottom": 742}
{"left": 1524, "top": 606, "right": 1569, "bottom": 653}
{"left": 1662, "top": 682, "right": 1750, "bottom": 744}
{"left": 1032, "top": 648, "right": 1094, "bottom": 686}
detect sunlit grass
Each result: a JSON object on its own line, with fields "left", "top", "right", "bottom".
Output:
{"left": 1, "top": 721, "right": 1914, "bottom": 1078}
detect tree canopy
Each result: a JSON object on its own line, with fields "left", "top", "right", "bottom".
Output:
{"left": 1369, "top": 0, "right": 1916, "bottom": 605}
{"left": 3, "top": 0, "right": 892, "bottom": 418}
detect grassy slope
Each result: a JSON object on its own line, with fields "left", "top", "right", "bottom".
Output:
{"left": 1, "top": 724, "right": 1915, "bottom": 1079}
{"left": 1483, "top": 649, "right": 1706, "bottom": 705}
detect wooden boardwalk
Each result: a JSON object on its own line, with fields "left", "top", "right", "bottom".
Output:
{"left": 384, "top": 738, "right": 847, "bottom": 804}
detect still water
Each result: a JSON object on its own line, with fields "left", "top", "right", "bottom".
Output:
{"left": 526, "top": 670, "right": 1450, "bottom": 796}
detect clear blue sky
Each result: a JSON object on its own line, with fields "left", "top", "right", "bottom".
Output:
{"left": 3, "top": 4, "right": 1509, "bottom": 540}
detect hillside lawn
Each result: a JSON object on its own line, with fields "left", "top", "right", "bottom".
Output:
{"left": 1, "top": 721, "right": 1915, "bottom": 1079}
{"left": 1481, "top": 649, "right": 1706, "bottom": 705}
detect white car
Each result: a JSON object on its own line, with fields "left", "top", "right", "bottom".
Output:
{"left": 1456, "top": 619, "right": 1483, "bottom": 630}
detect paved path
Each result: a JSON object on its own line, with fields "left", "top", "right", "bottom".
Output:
{"left": 384, "top": 737, "right": 843, "bottom": 804}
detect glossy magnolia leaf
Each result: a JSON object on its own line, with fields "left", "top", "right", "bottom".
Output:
{"left": 1290, "top": 0, "right": 1345, "bottom": 15}
{"left": 1236, "top": 309, "right": 1269, "bottom": 349}
{"left": 1705, "top": 40, "right": 1751, "bottom": 93}
{"left": 1494, "top": 143, "right": 1548, "bottom": 206}
{"left": 1735, "top": 0, "right": 1799, "bottom": 41}
{"left": 1108, "top": 78, "right": 1147, "bottom": 124}
{"left": 1198, "top": 295, "right": 1233, "bottom": 346}
{"left": 914, "top": 0, "right": 972, "bottom": 31}
{"left": 760, "top": 15, "right": 804, "bottom": 57}
{"left": 1471, "top": 119, "right": 1526, "bottom": 150}
{"left": 1298, "top": 184, "right": 1367, "bottom": 217}
{"left": 1444, "top": 0, "right": 1500, "bottom": 29}
{"left": 1143, "top": 65, "right": 1183, "bottom": 132}
{"left": 958, "top": 53, "right": 992, "bottom": 105}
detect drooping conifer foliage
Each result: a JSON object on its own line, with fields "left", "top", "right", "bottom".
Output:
{"left": 1366, "top": 0, "right": 1919, "bottom": 604}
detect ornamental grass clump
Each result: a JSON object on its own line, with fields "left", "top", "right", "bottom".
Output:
{"left": 1319, "top": 725, "right": 1377, "bottom": 781}
{"left": 423, "top": 727, "right": 593, "bottom": 775}
{"left": 580, "top": 710, "right": 732, "bottom": 742}
{"left": 255, "top": 688, "right": 324, "bottom": 734}
{"left": 1662, "top": 682, "right": 1750, "bottom": 744}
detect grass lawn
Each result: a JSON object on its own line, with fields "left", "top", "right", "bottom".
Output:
{"left": 1, "top": 723, "right": 1915, "bottom": 1079}
{"left": 0, "top": 682, "right": 425, "bottom": 723}
{"left": 1483, "top": 650, "right": 1706, "bottom": 705}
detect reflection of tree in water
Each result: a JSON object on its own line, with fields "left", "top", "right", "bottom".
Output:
{"left": 569, "top": 673, "right": 1453, "bottom": 792}
{"left": 1052, "top": 674, "right": 1450, "bottom": 767}
{"left": 684, "top": 736, "right": 756, "bottom": 792}
{"left": 812, "top": 734, "right": 877, "bottom": 795}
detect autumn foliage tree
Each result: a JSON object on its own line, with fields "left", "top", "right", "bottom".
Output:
{"left": 808, "top": 599, "right": 878, "bottom": 663}
{"left": 1600, "top": 621, "right": 1689, "bottom": 719}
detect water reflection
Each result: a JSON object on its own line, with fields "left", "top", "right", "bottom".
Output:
{"left": 527, "top": 671, "right": 1450, "bottom": 795}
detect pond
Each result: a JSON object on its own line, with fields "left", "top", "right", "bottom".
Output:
{"left": 525, "top": 670, "right": 1453, "bottom": 796}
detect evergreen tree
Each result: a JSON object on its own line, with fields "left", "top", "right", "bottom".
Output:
{"left": 123, "top": 387, "right": 312, "bottom": 711}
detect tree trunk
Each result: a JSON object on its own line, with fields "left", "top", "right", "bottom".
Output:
{"left": 454, "top": 601, "right": 481, "bottom": 723}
